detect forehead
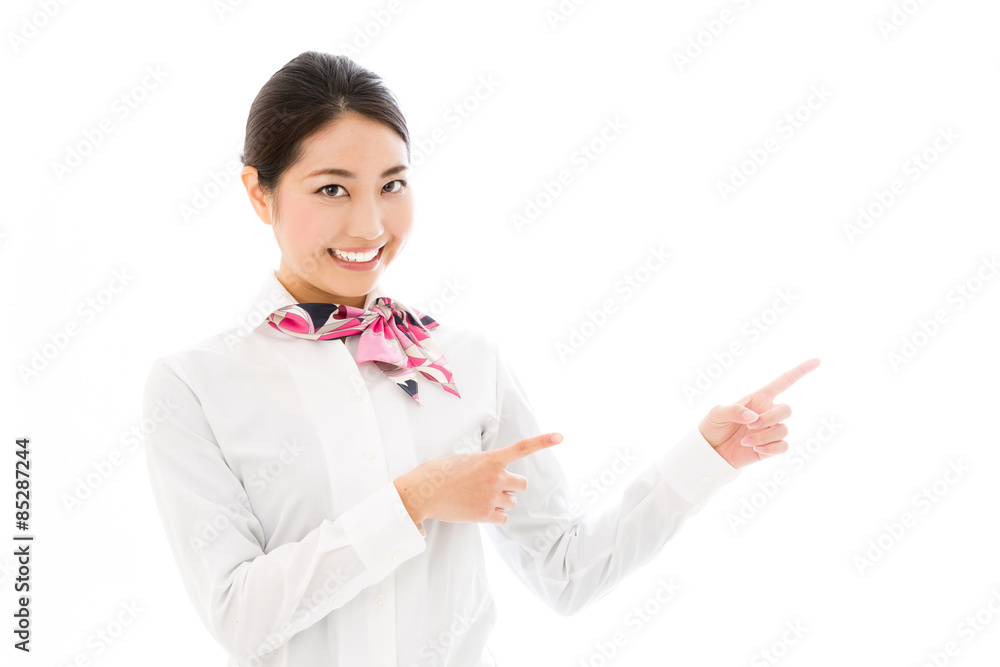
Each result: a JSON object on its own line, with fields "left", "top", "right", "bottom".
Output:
{"left": 292, "top": 112, "right": 407, "bottom": 174}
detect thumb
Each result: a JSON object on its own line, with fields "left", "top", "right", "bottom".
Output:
{"left": 709, "top": 403, "right": 758, "bottom": 426}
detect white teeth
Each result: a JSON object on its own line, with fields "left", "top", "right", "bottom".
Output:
{"left": 332, "top": 247, "right": 379, "bottom": 262}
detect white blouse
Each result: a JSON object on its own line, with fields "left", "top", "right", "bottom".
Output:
{"left": 143, "top": 269, "right": 742, "bottom": 666}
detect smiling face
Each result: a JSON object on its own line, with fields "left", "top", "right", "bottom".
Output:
{"left": 241, "top": 111, "right": 413, "bottom": 308}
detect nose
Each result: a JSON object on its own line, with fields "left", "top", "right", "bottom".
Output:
{"left": 345, "top": 191, "right": 384, "bottom": 242}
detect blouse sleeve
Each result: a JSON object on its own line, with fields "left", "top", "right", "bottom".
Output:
{"left": 480, "top": 339, "right": 741, "bottom": 616}
{"left": 142, "top": 356, "right": 427, "bottom": 661}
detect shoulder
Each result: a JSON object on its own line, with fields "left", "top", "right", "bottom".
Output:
{"left": 426, "top": 318, "right": 495, "bottom": 351}
{"left": 414, "top": 320, "right": 506, "bottom": 414}
{"left": 142, "top": 324, "right": 248, "bottom": 388}
{"left": 420, "top": 318, "right": 498, "bottom": 376}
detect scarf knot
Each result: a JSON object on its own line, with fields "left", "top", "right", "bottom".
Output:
{"left": 267, "top": 296, "right": 460, "bottom": 406}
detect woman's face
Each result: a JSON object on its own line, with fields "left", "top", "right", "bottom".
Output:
{"left": 242, "top": 111, "right": 413, "bottom": 308}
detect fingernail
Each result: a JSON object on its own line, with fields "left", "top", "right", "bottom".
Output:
{"left": 747, "top": 419, "right": 762, "bottom": 429}
{"left": 741, "top": 409, "right": 757, "bottom": 421}
{"left": 550, "top": 434, "right": 563, "bottom": 443}
{"left": 741, "top": 436, "right": 753, "bottom": 446}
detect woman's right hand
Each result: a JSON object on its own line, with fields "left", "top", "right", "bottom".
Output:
{"left": 393, "top": 432, "right": 564, "bottom": 528}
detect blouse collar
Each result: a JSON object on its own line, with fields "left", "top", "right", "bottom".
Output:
{"left": 244, "top": 269, "right": 387, "bottom": 333}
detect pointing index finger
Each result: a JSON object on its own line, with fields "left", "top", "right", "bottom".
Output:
{"left": 492, "top": 433, "right": 563, "bottom": 468}
{"left": 759, "top": 358, "right": 821, "bottom": 398}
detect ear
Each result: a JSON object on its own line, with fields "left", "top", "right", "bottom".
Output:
{"left": 241, "top": 165, "right": 273, "bottom": 226}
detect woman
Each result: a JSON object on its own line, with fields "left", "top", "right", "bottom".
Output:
{"left": 143, "top": 51, "right": 819, "bottom": 666}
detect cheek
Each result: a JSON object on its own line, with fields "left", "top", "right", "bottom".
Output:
{"left": 385, "top": 199, "right": 414, "bottom": 238}
{"left": 276, "top": 198, "right": 329, "bottom": 252}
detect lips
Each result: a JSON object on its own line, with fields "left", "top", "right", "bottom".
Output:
{"left": 329, "top": 246, "right": 381, "bottom": 259}
{"left": 327, "top": 245, "right": 385, "bottom": 269}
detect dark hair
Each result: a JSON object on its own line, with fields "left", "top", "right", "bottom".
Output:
{"left": 240, "top": 51, "right": 410, "bottom": 199}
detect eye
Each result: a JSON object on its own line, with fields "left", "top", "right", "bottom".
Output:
{"left": 383, "top": 179, "right": 407, "bottom": 194}
{"left": 317, "top": 184, "right": 346, "bottom": 197}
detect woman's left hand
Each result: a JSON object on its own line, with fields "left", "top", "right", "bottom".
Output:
{"left": 698, "top": 358, "right": 821, "bottom": 470}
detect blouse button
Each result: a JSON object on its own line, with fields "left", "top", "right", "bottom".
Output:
{"left": 375, "top": 593, "right": 386, "bottom": 606}
{"left": 391, "top": 549, "right": 403, "bottom": 562}
{"left": 352, "top": 391, "right": 364, "bottom": 403}
{"left": 701, "top": 475, "right": 713, "bottom": 485}
{"left": 334, "top": 595, "right": 344, "bottom": 606}
{"left": 364, "top": 449, "right": 377, "bottom": 460}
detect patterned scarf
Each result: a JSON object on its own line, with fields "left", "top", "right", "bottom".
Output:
{"left": 267, "top": 296, "right": 460, "bottom": 406}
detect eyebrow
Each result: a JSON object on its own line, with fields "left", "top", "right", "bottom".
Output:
{"left": 304, "top": 164, "right": 409, "bottom": 179}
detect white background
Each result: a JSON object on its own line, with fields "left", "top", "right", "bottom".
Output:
{"left": 3, "top": 0, "right": 999, "bottom": 665}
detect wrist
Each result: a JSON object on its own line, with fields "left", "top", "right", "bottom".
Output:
{"left": 393, "top": 469, "right": 430, "bottom": 526}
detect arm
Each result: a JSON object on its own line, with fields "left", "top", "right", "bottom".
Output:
{"left": 143, "top": 356, "right": 426, "bottom": 661}
{"left": 481, "top": 340, "right": 741, "bottom": 616}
